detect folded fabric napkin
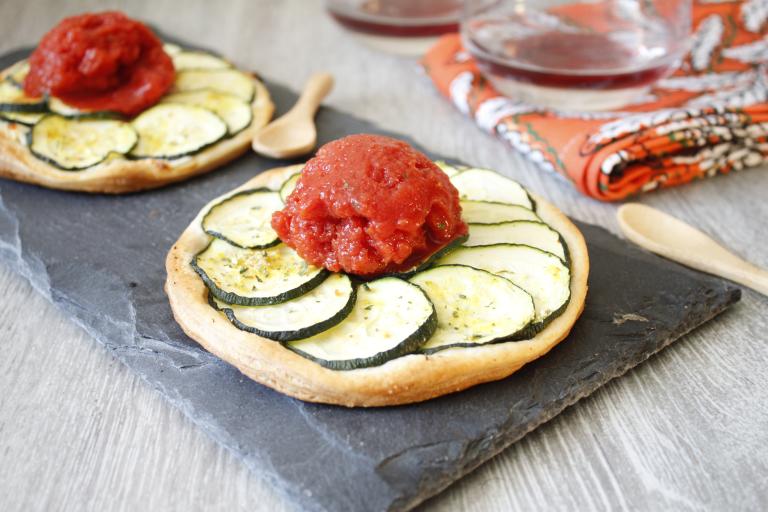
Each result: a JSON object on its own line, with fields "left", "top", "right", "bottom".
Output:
{"left": 423, "top": 0, "right": 768, "bottom": 201}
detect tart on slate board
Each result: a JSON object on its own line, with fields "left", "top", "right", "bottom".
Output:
{"left": 165, "top": 135, "right": 589, "bottom": 406}
{"left": 0, "top": 11, "right": 273, "bottom": 193}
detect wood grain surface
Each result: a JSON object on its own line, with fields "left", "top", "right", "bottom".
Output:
{"left": 1, "top": 1, "right": 767, "bottom": 510}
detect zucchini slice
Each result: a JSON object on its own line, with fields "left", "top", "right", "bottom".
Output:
{"left": 129, "top": 103, "right": 227, "bottom": 159}
{"left": 173, "top": 69, "right": 255, "bottom": 102}
{"left": 385, "top": 234, "right": 468, "bottom": 278}
{"left": 192, "top": 239, "right": 329, "bottom": 306}
{"left": 172, "top": 51, "right": 232, "bottom": 70}
{"left": 162, "top": 89, "right": 252, "bottom": 135}
{"left": 435, "top": 244, "right": 571, "bottom": 330}
{"left": 435, "top": 160, "right": 466, "bottom": 177}
{"left": 286, "top": 277, "right": 437, "bottom": 370}
{"left": 460, "top": 200, "right": 541, "bottom": 224}
{"left": 0, "top": 80, "right": 46, "bottom": 112}
{"left": 29, "top": 115, "right": 138, "bottom": 170}
{"left": 47, "top": 97, "right": 119, "bottom": 119}
{"left": 410, "top": 265, "right": 534, "bottom": 353}
{"left": 211, "top": 273, "right": 356, "bottom": 342}
{"left": 201, "top": 188, "right": 282, "bottom": 249}
{"left": 279, "top": 172, "right": 301, "bottom": 202}
{"left": 466, "top": 221, "right": 568, "bottom": 262}
{"left": 0, "top": 110, "right": 44, "bottom": 126}
{"left": 451, "top": 168, "right": 535, "bottom": 209}
{"left": 5, "top": 60, "right": 29, "bottom": 88}
{"left": 163, "top": 43, "right": 183, "bottom": 55}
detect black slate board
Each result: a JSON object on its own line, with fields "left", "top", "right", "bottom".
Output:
{"left": 0, "top": 46, "right": 740, "bottom": 512}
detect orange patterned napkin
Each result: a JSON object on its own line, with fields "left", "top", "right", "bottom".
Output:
{"left": 423, "top": 0, "right": 768, "bottom": 201}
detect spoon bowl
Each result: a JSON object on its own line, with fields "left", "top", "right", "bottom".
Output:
{"left": 252, "top": 73, "right": 334, "bottom": 159}
{"left": 255, "top": 117, "right": 317, "bottom": 156}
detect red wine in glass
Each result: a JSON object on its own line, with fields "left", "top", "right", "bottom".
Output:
{"left": 470, "top": 31, "right": 677, "bottom": 90}
{"left": 327, "top": 0, "right": 462, "bottom": 55}
{"left": 463, "top": 1, "right": 690, "bottom": 110}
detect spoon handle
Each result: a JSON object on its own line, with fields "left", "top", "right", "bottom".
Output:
{"left": 652, "top": 239, "right": 768, "bottom": 296}
{"left": 293, "top": 73, "right": 334, "bottom": 117}
{"left": 722, "top": 262, "right": 768, "bottom": 296}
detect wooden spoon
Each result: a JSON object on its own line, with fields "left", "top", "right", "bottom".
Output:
{"left": 618, "top": 203, "right": 768, "bottom": 296}
{"left": 252, "top": 72, "right": 334, "bottom": 159}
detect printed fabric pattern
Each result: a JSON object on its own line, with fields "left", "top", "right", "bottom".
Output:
{"left": 422, "top": 0, "right": 768, "bottom": 201}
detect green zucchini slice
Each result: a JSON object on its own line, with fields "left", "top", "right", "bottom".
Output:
{"left": 163, "top": 43, "right": 183, "bottom": 55}
{"left": 460, "top": 200, "right": 541, "bottom": 224}
{"left": 211, "top": 273, "right": 356, "bottom": 342}
{"left": 192, "top": 239, "right": 328, "bottom": 306}
{"left": 466, "top": 221, "right": 567, "bottom": 262}
{"left": 410, "top": 265, "right": 535, "bottom": 353}
{"left": 385, "top": 234, "right": 468, "bottom": 278}
{"left": 172, "top": 51, "right": 232, "bottom": 70}
{"left": 279, "top": 172, "right": 301, "bottom": 202}
{"left": 161, "top": 89, "right": 252, "bottom": 135}
{"left": 0, "top": 110, "right": 44, "bottom": 126}
{"left": 435, "top": 244, "right": 571, "bottom": 331}
{"left": 29, "top": 115, "right": 138, "bottom": 170}
{"left": 129, "top": 103, "right": 227, "bottom": 159}
{"left": 435, "top": 160, "right": 466, "bottom": 177}
{"left": 286, "top": 277, "right": 437, "bottom": 370}
{"left": 173, "top": 69, "right": 255, "bottom": 102}
{"left": 5, "top": 60, "right": 29, "bottom": 88}
{"left": 0, "top": 80, "right": 46, "bottom": 112}
{"left": 201, "top": 189, "right": 282, "bottom": 249}
{"left": 47, "top": 97, "right": 120, "bottom": 119}
{"left": 451, "top": 168, "right": 535, "bottom": 209}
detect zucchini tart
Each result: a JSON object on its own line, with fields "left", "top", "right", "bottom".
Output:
{"left": 0, "top": 12, "right": 273, "bottom": 193}
{"left": 166, "top": 136, "right": 588, "bottom": 407}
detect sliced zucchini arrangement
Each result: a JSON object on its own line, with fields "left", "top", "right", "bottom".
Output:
{"left": 202, "top": 188, "right": 283, "bottom": 248}
{"left": 0, "top": 110, "right": 44, "bottom": 126}
{"left": 434, "top": 160, "right": 466, "bottom": 177}
{"left": 29, "top": 115, "right": 138, "bottom": 170}
{"left": 130, "top": 103, "right": 227, "bottom": 159}
{"left": 173, "top": 69, "right": 255, "bottom": 102}
{"left": 460, "top": 200, "right": 541, "bottom": 224}
{"left": 193, "top": 165, "right": 577, "bottom": 371}
{"left": 279, "top": 172, "right": 301, "bottom": 202}
{"left": 0, "top": 44, "right": 257, "bottom": 171}
{"left": 161, "top": 89, "right": 252, "bottom": 135}
{"left": 211, "top": 273, "right": 356, "bottom": 342}
{"left": 451, "top": 168, "right": 535, "bottom": 209}
{"left": 0, "top": 80, "right": 45, "bottom": 112}
{"left": 410, "top": 265, "right": 534, "bottom": 353}
{"left": 465, "top": 220, "right": 568, "bottom": 262}
{"left": 172, "top": 51, "right": 231, "bottom": 71}
{"left": 192, "top": 238, "right": 328, "bottom": 306}
{"left": 4, "top": 60, "right": 29, "bottom": 88}
{"left": 436, "top": 244, "right": 571, "bottom": 333}
{"left": 47, "top": 97, "right": 118, "bottom": 119}
{"left": 286, "top": 278, "right": 436, "bottom": 370}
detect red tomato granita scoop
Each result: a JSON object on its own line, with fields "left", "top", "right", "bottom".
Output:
{"left": 272, "top": 134, "right": 468, "bottom": 276}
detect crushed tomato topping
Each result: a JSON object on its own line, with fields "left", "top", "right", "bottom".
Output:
{"left": 24, "top": 11, "right": 175, "bottom": 116}
{"left": 272, "top": 134, "right": 468, "bottom": 276}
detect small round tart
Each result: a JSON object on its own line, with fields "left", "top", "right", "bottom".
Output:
{"left": 165, "top": 165, "right": 589, "bottom": 407}
{"left": 0, "top": 54, "right": 273, "bottom": 194}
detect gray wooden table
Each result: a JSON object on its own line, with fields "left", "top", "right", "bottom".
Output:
{"left": 1, "top": 1, "right": 767, "bottom": 511}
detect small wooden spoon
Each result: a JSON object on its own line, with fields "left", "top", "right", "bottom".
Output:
{"left": 252, "top": 72, "right": 334, "bottom": 159}
{"left": 618, "top": 203, "right": 768, "bottom": 296}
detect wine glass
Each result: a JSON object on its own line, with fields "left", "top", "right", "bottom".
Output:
{"left": 462, "top": 0, "right": 692, "bottom": 110}
{"left": 326, "top": 0, "right": 463, "bottom": 56}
